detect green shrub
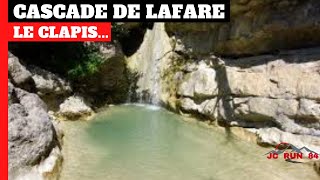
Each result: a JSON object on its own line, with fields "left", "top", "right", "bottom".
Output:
{"left": 67, "top": 46, "right": 105, "bottom": 79}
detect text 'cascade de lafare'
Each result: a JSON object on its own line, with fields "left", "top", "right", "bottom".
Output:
{"left": 13, "top": 4, "right": 226, "bottom": 20}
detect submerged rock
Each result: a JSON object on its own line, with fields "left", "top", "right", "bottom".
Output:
{"left": 57, "top": 95, "right": 94, "bottom": 120}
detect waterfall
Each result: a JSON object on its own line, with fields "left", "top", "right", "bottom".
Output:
{"left": 127, "top": 23, "right": 172, "bottom": 105}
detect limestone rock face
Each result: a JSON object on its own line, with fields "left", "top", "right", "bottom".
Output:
{"left": 8, "top": 52, "right": 34, "bottom": 90}
{"left": 178, "top": 67, "right": 218, "bottom": 98}
{"left": 225, "top": 51, "right": 320, "bottom": 99}
{"left": 158, "top": 45, "right": 320, "bottom": 162}
{"left": 57, "top": 95, "right": 94, "bottom": 120}
{"left": 8, "top": 87, "right": 60, "bottom": 178}
{"left": 233, "top": 97, "right": 299, "bottom": 121}
{"left": 29, "top": 66, "right": 72, "bottom": 97}
{"left": 179, "top": 98, "right": 218, "bottom": 120}
{"left": 8, "top": 52, "right": 62, "bottom": 180}
{"left": 298, "top": 99, "right": 320, "bottom": 121}
{"left": 166, "top": 0, "right": 320, "bottom": 56}
{"left": 127, "top": 3, "right": 320, "bottom": 174}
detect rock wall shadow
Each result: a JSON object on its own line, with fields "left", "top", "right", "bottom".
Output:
{"left": 223, "top": 47, "right": 320, "bottom": 68}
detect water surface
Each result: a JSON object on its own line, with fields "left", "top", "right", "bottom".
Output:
{"left": 60, "top": 104, "right": 318, "bottom": 180}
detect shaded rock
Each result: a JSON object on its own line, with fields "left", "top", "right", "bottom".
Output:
{"left": 29, "top": 66, "right": 72, "bottom": 97}
{"left": 8, "top": 52, "right": 34, "bottom": 90}
{"left": 57, "top": 95, "right": 93, "bottom": 120}
{"left": 314, "top": 161, "right": 320, "bottom": 175}
{"left": 273, "top": 114, "right": 320, "bottom": 136}
{"left": 76, "top": 42, "right": 129, "bottom": 104}
{"left": 29, "top": 66, "right": 72, "bottom": 111}
{"left": 166, "top": 0, "right": 320, "bottom": 56}
{"left": 198, "top": 98, "right": 218, "bottom": 119}
{"left": 8, "top": 81, "right": 17, "bottom": 105}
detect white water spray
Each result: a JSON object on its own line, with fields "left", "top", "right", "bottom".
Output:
{"left": 127, "top": 23, "right": 172, "bottom": 105}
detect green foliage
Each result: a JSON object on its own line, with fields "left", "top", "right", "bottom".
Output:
{"left": 111, "top": 23, "right": 130, "bottom": 39}
{"left": 67, "top": 46, "right": 105, "bottom": 79}
{"left": 9, "top": 42, "right": 106, "bottom": 80}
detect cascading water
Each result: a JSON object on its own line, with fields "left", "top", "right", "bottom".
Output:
{"left": 126, "top": 23, "right": 172, "bottom": 105}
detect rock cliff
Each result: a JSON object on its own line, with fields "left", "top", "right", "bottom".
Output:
{"left": 8, "top": 52, "right": 63, "bottom": 179}
{"left": 126, "top": 0, "right": 320, "bottom": 162}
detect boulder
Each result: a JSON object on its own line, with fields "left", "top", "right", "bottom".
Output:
{"left": 8, "top": 54, "right": 63, "bottom": 179}
{"left": 9, "top": 89, "right": 57, "bottom": 171}
{"left": 8, "top": 52, "right": 34, "bottom": 90}
{"left": 29, "top": 66, "right": 72, "bottom": 97}
{"left": 57, "top": 95, "right": 94, "bottom": 120}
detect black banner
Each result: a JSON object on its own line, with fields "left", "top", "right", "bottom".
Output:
{"left": 9, "top": 0, "right": 230, "bottom": 22}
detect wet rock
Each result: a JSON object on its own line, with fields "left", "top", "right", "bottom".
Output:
{"left": 57, "top": 95, "right": 94, "bottom": 120}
